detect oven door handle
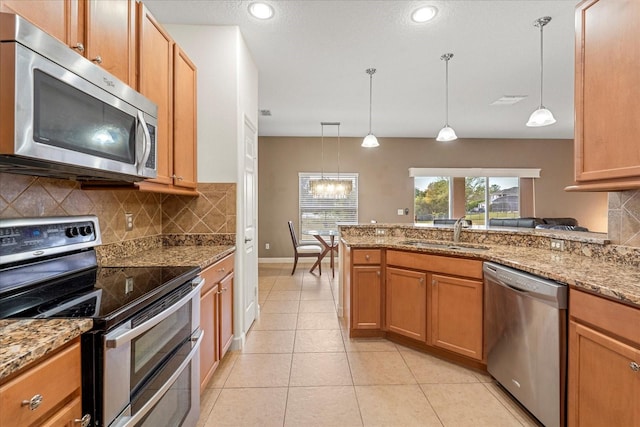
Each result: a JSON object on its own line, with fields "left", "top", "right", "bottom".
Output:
{"left": 113, "top": 330, "right": 203, "bottom": 427}
{"left": 106, "top": 277, "right": 204, "bottom": 349}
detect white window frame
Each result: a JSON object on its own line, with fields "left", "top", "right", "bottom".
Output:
{"left": 298, "top": 172, "right": 358, "bottom": 240}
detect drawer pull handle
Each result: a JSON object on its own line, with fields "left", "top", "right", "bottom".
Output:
{"left": 74, "top": 414, "right": 92, "bottom": 427}
{"left": 218, "top": 268, "right": 225, "bottom": 273}
{"left": 72, "top": 42, "right": 85, "bottom": 52}
{"left": 631, "top": 362, "right": 640, "bottom": 372}
{"left": 91, "top": 55, "right": 103, "bottom": 64}
{"left": 21, "top": 394, "right": 43, "bottom": 411}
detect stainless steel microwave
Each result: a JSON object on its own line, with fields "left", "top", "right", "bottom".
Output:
{"left": 0, "top": 13, "right": 158, "bottom": 182}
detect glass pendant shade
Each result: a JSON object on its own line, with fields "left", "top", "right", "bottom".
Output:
{"left": 526, "top": 107, "right": 556, "bottom": 127}
{"left": 309, "top": 179, "right": 353, "bottom": 199}
{"left": 436, "top": 126, "right": 458, "bottom": 142}
{"left": 437, "top": 53, "right": 457, "bottom": 142}
{"left": 527, "top": 17, "right": 555, "bottom": 127}
{"left": 362, "top": 133, "right": 379, "bottom": 148}
{"left": 362, "top": 68, "right": 379, "bottom": 148}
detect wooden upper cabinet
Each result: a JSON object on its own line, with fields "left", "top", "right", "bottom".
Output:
{"left": 85, "top": 0, "right": 136, "bottom": 85}
{"left": 137, "top": 2, "right": 173, "bottom": 186}
{"left": 172, "top": 44, "right": 198, "bottom": 190}
{"left": 570, "top": 0, "right": 640, "bottom": 191}
{"left": 0, "top": 0, "right": 78, "bottom": 46}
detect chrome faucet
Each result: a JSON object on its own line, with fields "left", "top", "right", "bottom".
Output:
{"left": 453, "top": 216, "right": 465, "bottom": 243}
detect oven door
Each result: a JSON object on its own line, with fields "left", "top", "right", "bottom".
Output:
{"left": 103, "top": 278, "right": 202, "bottom": 426}
{"left": 112, "top": 329, "right": 203, "bottom": 427}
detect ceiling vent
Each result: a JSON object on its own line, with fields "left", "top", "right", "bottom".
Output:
{"left": 260, "top": 109, "right": 272, "bottom": 116}
{"left": 490, "top": 96, "right": 527, "bottom": 106}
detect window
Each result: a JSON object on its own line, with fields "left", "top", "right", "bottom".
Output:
{"left": 299, "top": 172, "right": 358, "bottom": 240}
{"left": 411, "top": 168, "right": 539, "bottom": 225}
{"left": 415, "top": 177, "right": 451, "bottom": 223}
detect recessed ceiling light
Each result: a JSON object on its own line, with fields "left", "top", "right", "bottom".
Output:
{"left": 248, "top": 2, "right": 274, "bottom": 20}
{"left": 411, "top": 6, "right": 438, "bottom": 23}
{"left": 490, "top": 95, "right": 528, "bottom": 106}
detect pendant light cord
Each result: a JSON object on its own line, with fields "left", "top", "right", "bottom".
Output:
{"left": 539, "top": 23, "right": 544, "bottom": 108}
{"left": 368, "top": 71, "right": 373, "bottom": 133}
{"left": 337, "top": 124, "right": 341, "bottom": 180}
{"left": 320, "top": 123, "right": 325, "bottom": 179}
{"left": 445, "top": 58, "right": 450, "bottom": 126}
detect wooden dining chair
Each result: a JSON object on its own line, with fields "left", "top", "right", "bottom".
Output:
{"left": 288, "top": 221, "right": 322, "bottom": 275}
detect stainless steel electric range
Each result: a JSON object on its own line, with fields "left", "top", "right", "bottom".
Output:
{"left": 0, "top": 216, "right": 203, "bottom": 427}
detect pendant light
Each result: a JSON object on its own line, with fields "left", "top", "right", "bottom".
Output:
{"left": 362, "top": 68, "right": 379, "bottom": 148}
{"left": 436, "top": 53, "right": 457, "bottom": 142}
{"left": 526, "top": 16, "right": 556, "bottom": 127}
{"left": 309, "top": 122, "right": 353, "bottom": 199}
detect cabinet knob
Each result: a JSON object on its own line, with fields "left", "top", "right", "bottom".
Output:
{"left": 171, "top": 174, "right": 184, "bottom": 181}
{"left": 365, "top": 255, "right": 370, "bottom": 261}
{"left": 217, "top": 268, "right": 225, "bottom": 273}
{"left": 71, "top": 42, "right": 85, "bottom": 53}
{"left": 376, "top": 271, "right": 380, "bottom": 277}
{"left": 631, "top": 361, "right": 640, "bottom": 372}
{"left": 21, "top": 394, "right": 43, "bottom": 411}
{"left": 91, "top": 55, "right": 103, "bottom": 64}
{"left": 222, "top": 287, "right": 228, "bottom": 292}
{"left": 432, "top": 279, "right": 437, "bottom": 286}
{"left": 74, "top": 414, "right": 92, "bottom": 427}
{"left": 419, "top": 277, "right": 424, "bottom": 284}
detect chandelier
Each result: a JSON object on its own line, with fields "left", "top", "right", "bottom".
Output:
{"left": 309, "top": 122, "right": 353, "bottom": 199}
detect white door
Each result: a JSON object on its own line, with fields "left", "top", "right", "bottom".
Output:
{"left": 243, "top": 116, "right": 258, "bottom": 330}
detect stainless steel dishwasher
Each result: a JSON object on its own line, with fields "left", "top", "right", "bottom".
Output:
{"left": 484, "top": 262, "right": 568, "bottom": 427}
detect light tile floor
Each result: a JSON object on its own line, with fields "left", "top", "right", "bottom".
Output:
{"left": 197, "top": 262, "right": 542, "bottom": 427}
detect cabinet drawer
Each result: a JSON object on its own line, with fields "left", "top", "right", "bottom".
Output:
{"left": 570, "top": 289, "right": 640, "bottom": 346}
{"left": 201, "top": 254, "right": 235, "bottom": 292}
{"left": 0, "top": 340, "right": 81, "bottom": 427}
{"left": 352, "top": 249, "right": 381, "bottom": 265}
{"left": 387, "top": 250, "right": 482, "bottom": 279}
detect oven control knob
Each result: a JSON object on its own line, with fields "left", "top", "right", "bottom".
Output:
{"left": 79, "top": 226, "right": 92, "bottom": 236}
{"left": 66, "top": 227, "right": 79, "bottom": 238}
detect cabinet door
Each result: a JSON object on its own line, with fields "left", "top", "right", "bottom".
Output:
{"left": 385, "top": 267, "right": 426, "bottom": 341}
{"left": 352, "top": 266, "right": 381, "bottom": 330}
{"left": 137, "top": 3, "right": 173, "bottom": 185}
{"left": 430, "top": 274, "right": 483, "bottom": 360}
{"left": 574, "top": 0, "right": 640, "bottom": 186}
{"left": 200, "top": 283, "right": 219, "bottom": 393}
{"left": 85, "top": 0, "right": 136, "bottom": 85}
{"left": 172, "top": 44, "right": 197, "bottom": 190}
{"left": 568, "top": 321, "right": 640, "bottom": 427}
{"left": 0, "top": 0, "right": 78, "bottom": 46}
{"left": 219, "top": 273, "right": 234, "bottom": 359}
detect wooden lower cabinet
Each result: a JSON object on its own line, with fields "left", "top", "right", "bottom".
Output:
{"left": 199, "top": 253, "right": 235, "bottom": 392}
{"left": 352, "top": 265, "right": 382, "bottom": 329}
{"left": 0, "top": 338, "right": 86, "bottom": 427}
{"left": 568, "top": 289, "right": 640, "bottom": 426}
{"left": 430, "top": 274, "right": 483, "bottom": 360}
{"left": 385, "top": 267, "right": 427, "bottom": 341}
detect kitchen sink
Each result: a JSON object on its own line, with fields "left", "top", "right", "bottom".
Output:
{"left": 399, "top": 240, "right": 490, "bottom": 252}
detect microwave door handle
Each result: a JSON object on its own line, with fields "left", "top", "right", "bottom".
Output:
{"left": 136, "top": 111, "right": 152, "bottom": 176}
{"left": 113, "top": 330, "right": 203, "bottom": 427}
{"left": 106, "top": 277, "right": 204, "bottom": 349}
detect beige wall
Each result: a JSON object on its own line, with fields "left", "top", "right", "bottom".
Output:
{"left": 258, "top": 137, "right": 609, "bottom": 258}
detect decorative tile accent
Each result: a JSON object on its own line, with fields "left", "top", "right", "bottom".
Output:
{"left": 0, "top": 174, "right": 236, "bottom": 248}
{"left": 609, "top": 190, "right": 640, "bottom": 246}
{"left": 162, "top": 183, "right": 236, "bottom": 234}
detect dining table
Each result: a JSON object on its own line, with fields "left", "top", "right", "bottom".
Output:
{"left": 307, "top": 229, "right": 339, "bottom": 277}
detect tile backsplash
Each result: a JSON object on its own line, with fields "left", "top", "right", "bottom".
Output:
{"left": 0, "top": 173, "right": 236, "bottom": 245}
{"left": 608, "top": 189, "right": 640, "bottom": 246}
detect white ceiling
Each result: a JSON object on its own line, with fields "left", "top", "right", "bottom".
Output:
{"left": 143, "top": 0, "right": 580, "bottom": 139}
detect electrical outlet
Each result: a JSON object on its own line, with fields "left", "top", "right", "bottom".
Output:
{"left": 397, "top": 208, "right": 404, "bottom": 215}
{"left": 375, "top": 228, "right": 386, "bottom": 236}
{"left": 125, "top": 213, "right": 133, "bottom": 231}
{"left": 265, "top": 243, "right": 270, "bottom": 250}
{"left": 550, "top": 239, "right": 565, "bottom": 251}
{"left": 125, "top": 277, "right": 134, "bottom": 294}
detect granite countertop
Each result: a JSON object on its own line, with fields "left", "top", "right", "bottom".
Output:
{"left": 101, "top": 245, "right": 236, "bottom": 269}
{"left": 0, "top": 319, "right": 93, "bottom": 382}
{"left": 342, "top": 235, "right": 640, "bottom": 308}
{"left": 0, "top": 244, "right": 235, "bottom": 381}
